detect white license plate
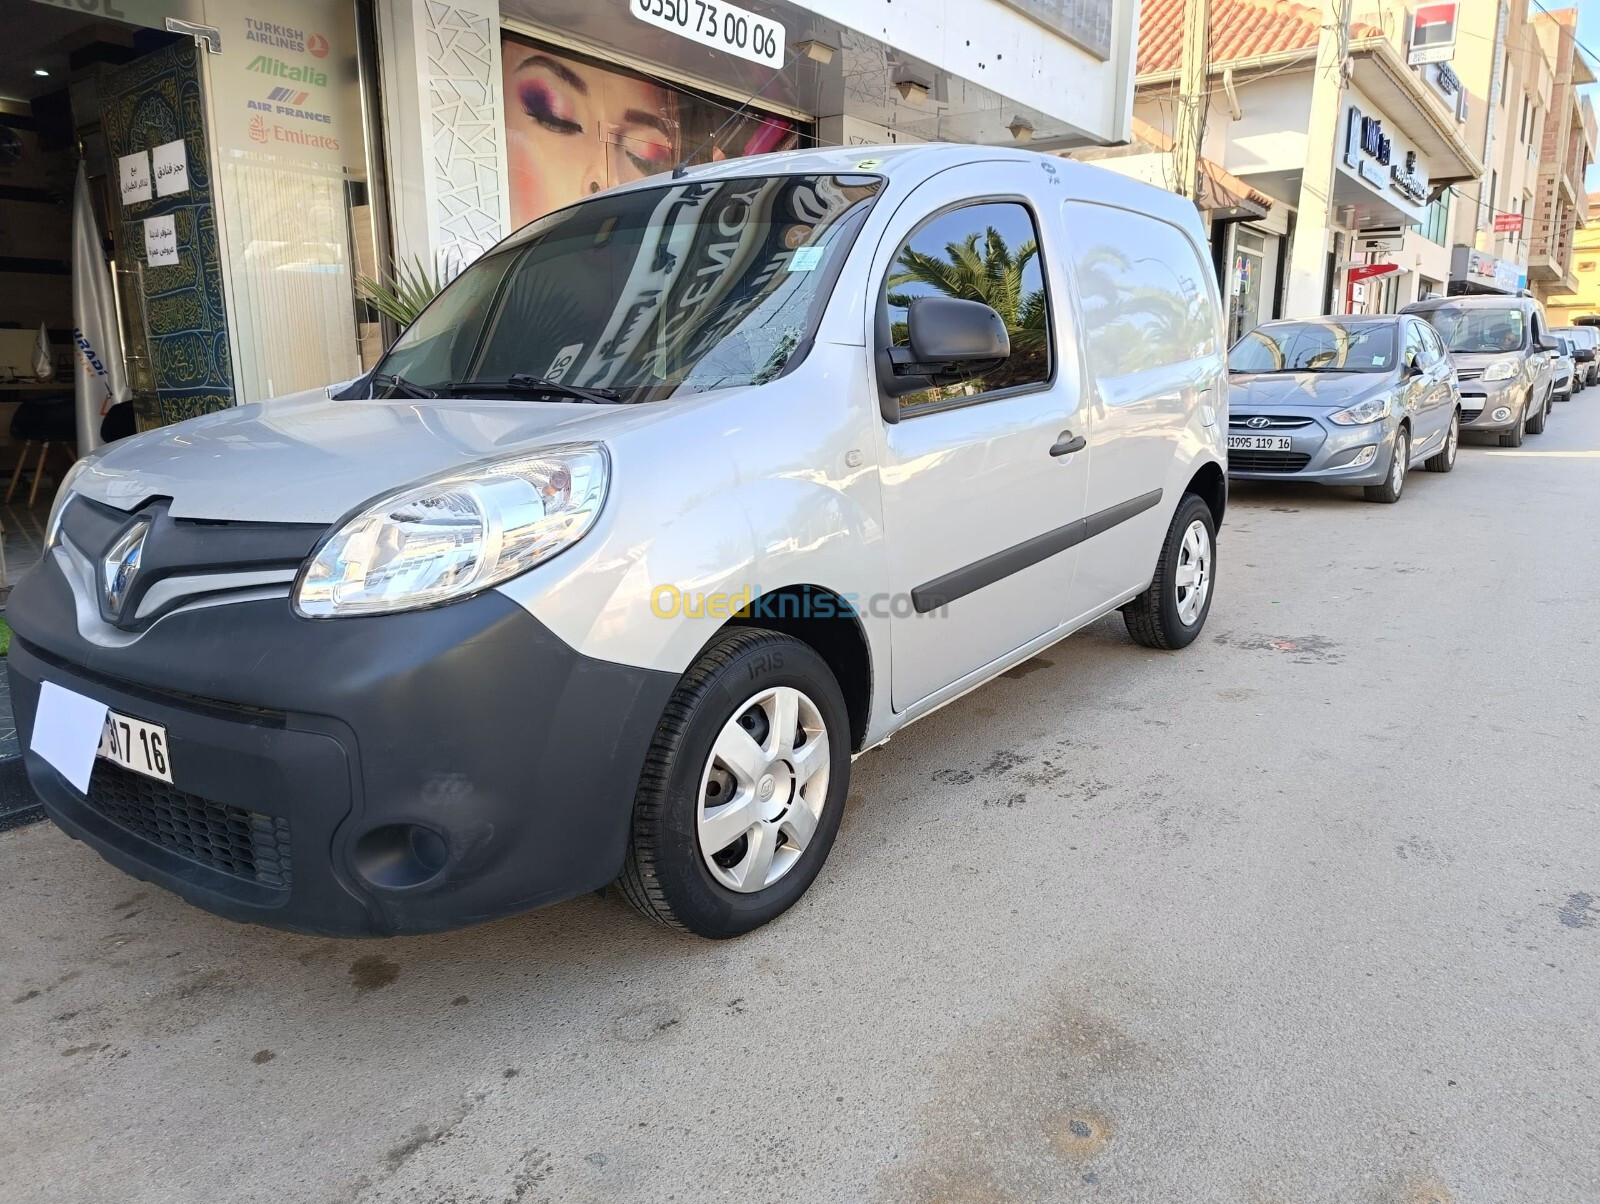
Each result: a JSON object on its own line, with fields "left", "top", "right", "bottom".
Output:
{"left": 1228, "top": 434, "right": 1294, "bottom": 451}
{"left": 98, "top": 709, "right": 173, "bottom": 783}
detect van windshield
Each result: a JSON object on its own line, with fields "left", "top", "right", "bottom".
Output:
{"left": 1419, "top": 307, "right": 1526, "bottom": 353}
{"left": 372, "top": 173, "right": 883, "bottom": 401}
{"left": 1228, "top": 322, "right": 1396, "bottom": 373}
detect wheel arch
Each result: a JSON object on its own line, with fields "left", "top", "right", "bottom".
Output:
{"left": 1184, "top": 459, "right": 1227, "bottom": 528}
{"left": 723, "top": 584, "right": 873, "bottom": 752}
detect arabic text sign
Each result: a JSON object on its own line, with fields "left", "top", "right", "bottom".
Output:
{"left": 152, "top": 139, "right": 189, "bottom": 197}
{"left": 144, "top": 215, "right": 178, "bottom": 267}
{"left": 118, "top": 151, "right": 151, "bottom": 205}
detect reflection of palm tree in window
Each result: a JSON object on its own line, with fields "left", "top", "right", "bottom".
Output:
{"left": 887, "top": 227, "right": 1049, "bottom": 391}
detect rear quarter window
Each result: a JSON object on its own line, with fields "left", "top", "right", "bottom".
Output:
{"left": 1061, "top": 202, "right": 1220, "bottom": 384}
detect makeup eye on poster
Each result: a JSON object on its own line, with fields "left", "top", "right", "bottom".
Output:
{"left": 144, "top": 215, "right": 179, "bottom": 267}
{"left": 500, "top": 35, "right": 804, "bottom": 229}
{"left": 118, "top": 151, "right": 152, "bottom": 206}
{"left": 152, "top": 139, "right": 189, "bottom": 197}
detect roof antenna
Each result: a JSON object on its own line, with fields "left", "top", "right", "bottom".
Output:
{"left": 673, "top": 41, "right": 828, "bottom": 178}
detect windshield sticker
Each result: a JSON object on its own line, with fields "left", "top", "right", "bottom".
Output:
{"left": 545, "top": 343, "right": 585, "bottom": 381}
{"left": 1372, "top": 355, "right": 1387, "bottom": 366}
{"left": 855, "top": 158, "right": 882, "bottom": 170}
{"left": 788, "top": 246, "right": 825, "bottom": 272}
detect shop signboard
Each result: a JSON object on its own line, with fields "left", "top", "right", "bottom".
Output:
{"left": 1408, "top": 1, "right": 1458, "bottom": 66}
{"left": 628, "top": 0, "right": 786, "bottom": 69}
{"left": 994, "top": 0, "right": 1115, "bottom": 60}
{"left": 1343, "top": 102, "right": 1430, "bottom": 217}
{"left": 1493, "top": 213, "right": 1524, "bottom": 233}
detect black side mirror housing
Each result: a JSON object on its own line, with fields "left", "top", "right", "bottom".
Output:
{"left": 889, "top": 297, "right": 1011, "bottom": 382}
{"left": 1538, "top": 338, "right": 1560, "bottom": 352}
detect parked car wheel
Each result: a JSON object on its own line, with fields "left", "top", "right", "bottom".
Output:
{"left": 1425, "top": 409, "right": 1459, "bottom": 473}
{"left": 1122, "top": 493, "right": 1215, "bottom": 651}
{"left": 618, "top": 629, "right": 851, "bottom": 938}
{"left": 1364, "top": 427, "right": 1408, "bottom": 503}
{"left": 1499, "top": 409, "right": 1526, "bottom": 447}
{"left": 1527, "top": 391, "right": 1548, "bottom": 435}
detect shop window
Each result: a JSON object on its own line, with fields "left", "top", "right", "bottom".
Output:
{"left": 501, "top": 36, "right": 807, "bottom": 230}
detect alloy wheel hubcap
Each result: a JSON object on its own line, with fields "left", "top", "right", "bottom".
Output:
{"left": 697, "top": 686, "right": 830, "bottom": 893}
{"left": 1174, "top": 519, "right": 1211, "bottom": 626}
{"left": 1392, "top": 437, "right": 1406, "bottom": 494}
{"left": 1447, "top": 416, "right": 1458, "bottom": 462}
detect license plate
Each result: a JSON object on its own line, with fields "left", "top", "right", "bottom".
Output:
{"left": 1228, "top": 434, "right": 1294, "bottom": 451}
{"left": 98, "top": 709, "right": 173, "bottom": 783}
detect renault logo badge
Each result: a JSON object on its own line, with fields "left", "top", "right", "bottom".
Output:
{"left": 1246, "top": 416, "right": 1272, "bottom": 429}
{"left": 103, "top": 520, "right": 149, "bottom": 619}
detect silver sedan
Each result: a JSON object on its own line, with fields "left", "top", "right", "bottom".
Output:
{"left": 1227, "top": 315, "right": 1462, "bottom": 503}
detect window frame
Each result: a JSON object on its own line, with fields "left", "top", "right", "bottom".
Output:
{"left": 874, "top": 194, "right": 1058, "bottom": 422}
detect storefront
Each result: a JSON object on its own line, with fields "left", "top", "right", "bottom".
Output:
{"left": 1448, "top": 245, "right": 1529, "bottom": 296}
{"left": 4, "top": 0, "right": 380, "bottom": 456}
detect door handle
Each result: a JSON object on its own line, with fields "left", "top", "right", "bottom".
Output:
{"left": 1050, "top": 431, "right": 1086, "bottom": 457}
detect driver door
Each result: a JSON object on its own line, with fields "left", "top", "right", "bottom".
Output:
{"left": 866, "top": 163, "right": 1090, "bottom": 711}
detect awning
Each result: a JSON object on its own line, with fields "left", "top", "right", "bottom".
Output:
{"left": 1070, "top": 118, "right": 1274, "bottom": 219}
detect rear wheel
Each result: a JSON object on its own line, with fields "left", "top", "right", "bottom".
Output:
{"left": 618, "top": 629, "right": 850, "bottom": 938}
{"left": 1122, "top": 493, "right": 1215, "bottom": 650}
{"left": 1425, "top": 409, "right": 1458, "bottom": 473}
{"left": 1365, "top": 427, "right": 1408, "bottom": 503}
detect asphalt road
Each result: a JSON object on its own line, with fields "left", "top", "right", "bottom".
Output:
{"left": 4, "top": 399, "right": 1599, "bottom": 1204}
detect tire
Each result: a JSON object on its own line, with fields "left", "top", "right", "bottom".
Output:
{"left": 617, "top": 628, "right": 850, "bottom": 938}
{"left": 1365, "top": 426, "right": 1408, "bottom": 503}
{"left": 1527, "top": 391, "right": 1547, "bottom": 435}
{"left": 1499, "top": 414, "right": 1525, "bottom": 448}
{"left": 1122, "top": 493, "right": 1216, "bottom": 650}
{"left": 1425, "top": 409, "right": 1459, "bottom": 473}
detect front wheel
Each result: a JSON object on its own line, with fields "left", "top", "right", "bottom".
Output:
{"left": 1122, "top": 493, "right": 1216, "bottom": 650}
{"left": 1425, "top": 409, "right": 1459, "bottom": 473}
{"left": 1364, "top": 426, "right": 1408, "bottom": 503}
{"left": 1527, "top": 391, "right": 1548, "bottom": 435}
{"left": 1499, "top": 415, "right": 1525, "bottom": 448}
{"left": 618, "top": 629, "right": 850, "bottom": 938}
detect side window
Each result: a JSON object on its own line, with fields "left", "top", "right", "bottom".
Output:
{"left": 1063, "top": 202, "right": 1216, "bottom": 382}
{"left": 882, "top": 201, "right": 1052, "bottom": 414}
{"left": 1403, "top": 322, "right": 1427, "bottom": 367}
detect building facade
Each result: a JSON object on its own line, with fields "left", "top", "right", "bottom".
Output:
{"left": 1542, "top": 190, "right": 1600, "bottom": 324}
{"left": 1527, "top": 7, "right": 1596, "bottom": 306}
{"left": 1131, "top": 0, "right": 1483, "bottom": 333}
{"left": 3, "top": 0, "right": 1141, "bottom": 436}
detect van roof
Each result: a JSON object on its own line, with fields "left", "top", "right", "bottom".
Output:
{"left": 610, "top": 142, "right": 1206, "bottom": 237}
{"left": 1403, "top": 294, "right": 1540, "bottom": 314}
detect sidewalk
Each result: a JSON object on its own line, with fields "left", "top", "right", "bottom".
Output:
{"left": 1, "top": 502, "right": 48, "bottom": 830}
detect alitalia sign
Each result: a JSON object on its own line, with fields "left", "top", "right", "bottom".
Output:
{"left": 246, "top": 56, "right": 327, "bottom": 87}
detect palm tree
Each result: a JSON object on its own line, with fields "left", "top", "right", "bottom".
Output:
{"left": 887, "top": 227, "right": 1048, "bottom": 352}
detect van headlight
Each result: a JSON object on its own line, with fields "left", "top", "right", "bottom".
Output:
{"left": 1479, "top": 358, "right": 1518, "bottom": 382}
{"left": 295, "top": 444, "right": 608, "bottom": 618}
{"left": 1328, "top": 394, "right": 1393, "bottom": 426}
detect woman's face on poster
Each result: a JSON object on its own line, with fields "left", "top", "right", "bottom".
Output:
{"left": 503, "top": 47, "right": 677, "bottom": 228}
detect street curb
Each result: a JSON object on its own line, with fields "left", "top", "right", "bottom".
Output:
{"left": 0, "top": 755, "right": 42, "bottom": 831}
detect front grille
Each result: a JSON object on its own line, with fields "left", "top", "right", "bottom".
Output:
{"left": 1461, "top": 408, "right": 1483, "bottom": 423}
{"left": 1228, "top": 415, "right": 1314, "bottom": 429}
{"left": 83, "top": 761, "right": 293, "bottom": 889}
{"left": 1229, "top": 450, "right": 1312, "bottom": 473}
{"left": 1456, "top": 369, "right": 1482, "bottom": 382}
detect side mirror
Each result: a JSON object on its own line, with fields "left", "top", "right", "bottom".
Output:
{"left": 1404, "top": 360, "right": 1425, "bottom": 378}
{"left": 1538, "top": 338, "right": 1560, "bottom": 352}
{"left": 890, "top": 297, "right": 1011, "bottom": 380}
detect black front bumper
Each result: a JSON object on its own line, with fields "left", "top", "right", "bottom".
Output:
{"left": 6, "top": 550, "right": 678, "bottom": 936}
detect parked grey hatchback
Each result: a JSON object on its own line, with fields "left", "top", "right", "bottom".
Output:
{"left": 1227, "top": 314, "right": 1461, "bottom": 503}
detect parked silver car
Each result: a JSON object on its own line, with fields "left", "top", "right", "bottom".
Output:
{"left": 1227, "top": 314, "right": 1460, "bottom": 503}
{"left": 1550, "top": 333, "right": 1577, "bottom": 402}
{"left": 1403, "top": 294, "right": 1557, "bottom": 447}
{"left": 1554, "top": 324, "right": 1598, "bottom": 387}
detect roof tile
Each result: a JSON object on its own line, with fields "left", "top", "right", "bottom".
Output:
{"left": 1137, "top": 0, "right": 1379, "bottom": 77}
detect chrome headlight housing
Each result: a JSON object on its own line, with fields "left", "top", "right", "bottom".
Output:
{"left": 1479, "top": 358, "right": 1518, "bottom": 382}
{"left": 295, "top": 444, "right": 609, "bottom": 618}
{"left": 1328, "top": 394, "right": 1393, "bottom": 426}
{"left": 44, "top": 458, "right": 92, "bottom": 551}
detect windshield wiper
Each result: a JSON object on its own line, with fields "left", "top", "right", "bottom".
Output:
{"left": 370, "top": 373, "right": 438, "bottom": 399}
{"left": 445, "top": 374, "right": 622, "bottom": 403}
